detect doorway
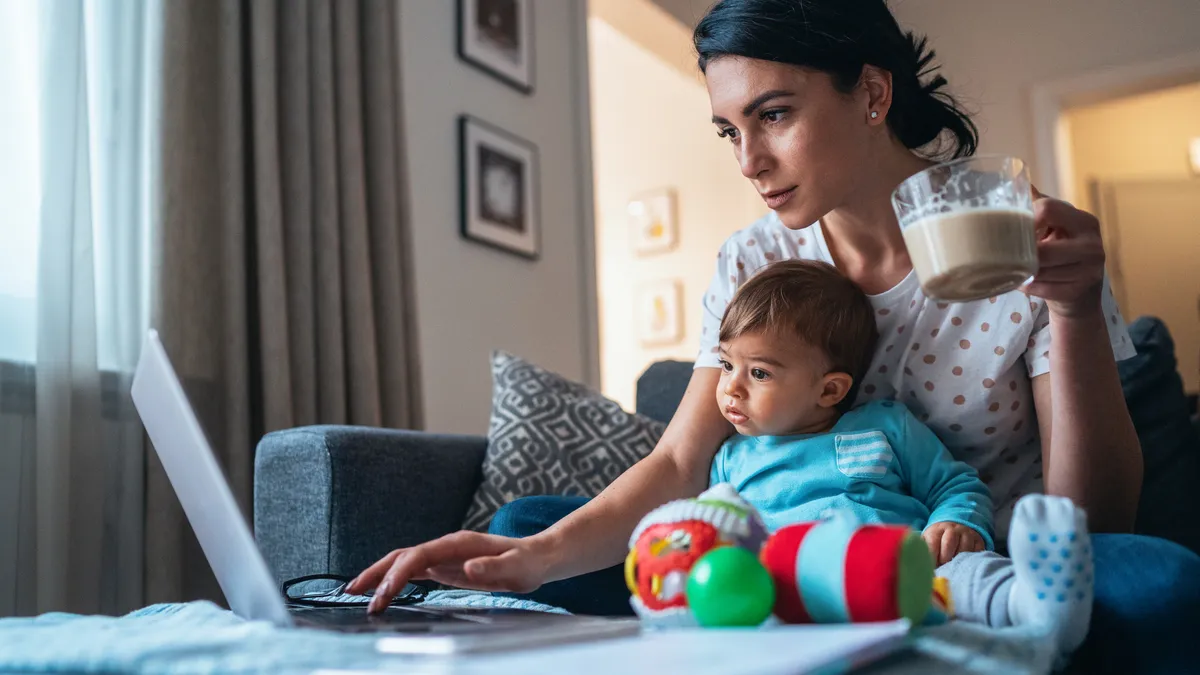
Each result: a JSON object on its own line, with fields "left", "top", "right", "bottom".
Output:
{"left": 1060, "top": 81, "right": 1200, "bottom": 397}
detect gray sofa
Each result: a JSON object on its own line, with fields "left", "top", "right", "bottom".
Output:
{"left": 254, "top": 317, "right": 1200, "bottom": 586}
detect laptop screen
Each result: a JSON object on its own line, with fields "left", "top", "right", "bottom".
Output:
{"left": 131, "top": 330, "right": 292, "bottom": 626}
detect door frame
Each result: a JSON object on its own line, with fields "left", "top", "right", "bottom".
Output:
{"left": 1030, "top": 50, "right": 1200, "bottom": 204}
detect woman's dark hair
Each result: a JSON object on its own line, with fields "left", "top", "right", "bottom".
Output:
{"left": 694, "top": 0, "right": 977, "bottom": 160}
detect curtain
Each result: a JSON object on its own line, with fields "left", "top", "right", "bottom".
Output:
{"left": 1, "top": 0, "right": 421, "bottom": 615}
{"left": 0, "top": 0, "right": 160, "bottom": 616}
{"left": 147, "top": 0, "right": 423, "bottom": 604}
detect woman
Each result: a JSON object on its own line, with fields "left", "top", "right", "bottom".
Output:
{"left": 350, "top": 0, "right": 1200, "bottom": 668}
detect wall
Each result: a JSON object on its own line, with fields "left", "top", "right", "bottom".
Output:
{"left": 649, "top": 0, "right": 713, "bottom": 29}
{"left": 1064, "top": 84, "right": 1200, "bottom": 393}
{"left": 588, "top": 0, "right": 763, "bottom": 410}
{"left": 396, "top": 1, "right": 598, "bottom": 433}
{"left": 888, "top": 0, "right": 1200, "bottom": 187}
{"left": 1064, "top": 82, "right": 1200, "bottom": 212}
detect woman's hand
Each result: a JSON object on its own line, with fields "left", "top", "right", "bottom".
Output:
{"left": 1024, "top": 187, "right": 1106, "bottom": 320}
{"left": 346, "top": 530, "right": 555, "bottom": 613}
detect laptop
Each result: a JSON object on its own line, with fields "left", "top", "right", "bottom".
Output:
{"left": 130, "top": 329, "right": 640, "bottom": 654}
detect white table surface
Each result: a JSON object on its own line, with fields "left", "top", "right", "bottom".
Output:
{"left": 312, "top": 620, "right": 912, "bottom": 675}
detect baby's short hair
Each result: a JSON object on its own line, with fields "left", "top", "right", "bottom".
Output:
{"left": 719, "top": 260, "right": 879, "bottom": 411}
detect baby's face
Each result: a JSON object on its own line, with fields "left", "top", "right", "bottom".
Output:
{"left": 716, "top": 330, "right": 835, "bottom": 436}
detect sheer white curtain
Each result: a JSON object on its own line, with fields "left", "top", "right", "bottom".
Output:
{"left": 0, "top": 0, "right": 161, "bottom": 616}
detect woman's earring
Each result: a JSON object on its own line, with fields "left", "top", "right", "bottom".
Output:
{"left": 870, "top": 111, "right": 879, "bottom": 119}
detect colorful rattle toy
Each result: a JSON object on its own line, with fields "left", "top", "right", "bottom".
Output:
{"left": 759, "top": 512, "right": 936, "bottom": 625}
{"left": 624, "top": 483, "right": 769, "bottom": 626}
{"left": 626, "top": 484, "right": 941, "bottom": 628}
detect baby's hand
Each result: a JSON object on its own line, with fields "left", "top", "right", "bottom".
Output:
{"left": 922, "top": 521, "right": 985, "bottom": 566}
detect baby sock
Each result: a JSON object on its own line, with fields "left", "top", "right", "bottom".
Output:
{"left": 1006, "top": 494, "right": 1093, "bottom": 656}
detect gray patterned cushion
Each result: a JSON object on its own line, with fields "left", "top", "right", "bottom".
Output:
{"left": 462, "top": 351, "right": 666, "bottom": 531}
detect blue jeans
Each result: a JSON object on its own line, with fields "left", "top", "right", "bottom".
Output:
{"left": 490, "top": 495, "right": 1200, "bottom": 673}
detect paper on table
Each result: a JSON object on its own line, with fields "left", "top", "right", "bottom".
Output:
{"left": 316, "top": 619, "right": 911, "bottom": 675}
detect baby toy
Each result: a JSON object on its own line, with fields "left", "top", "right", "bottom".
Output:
{"left": 624, "top": 483, "right": 769, "bottom": 626}
{"left": 627, "top": 484, "right": 939, "bottom": 627}
{"left": 758, "top": 513, "right": 935, "bottom": 625}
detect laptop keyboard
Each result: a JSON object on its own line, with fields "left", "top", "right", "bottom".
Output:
{"left": 291, "top": 605, "right": 577, "bottom": 633}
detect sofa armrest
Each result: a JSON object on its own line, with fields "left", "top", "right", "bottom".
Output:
{"left": 253, "top": 425, "right": 487, "bottom": 585}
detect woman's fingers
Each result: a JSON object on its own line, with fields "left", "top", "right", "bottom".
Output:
{"left": 1034, "top": 195, "right": 1101, "bottom": 238}
{"left": 361, "top": 532, "right": 514, "bottom": 613}
{"left": 1029, "top": 262, "right": 1088, "bottom": 284}
{"left": 419, "top": 563, "right": 468, "bottom": 588}
{"left": 346, "top": 549, "right": 402, "bottom": 594}
{"left": 1036, "top": 240, "right": 1104, "bottom": 273}
{"left": 1024, "top": 281, "right": 1086, "bottom": 303}
{"left": 368, "top": 547, "right": 437, "bottom": 613}
{"left": 1029, "top": 225, "right": 1105, "bottom": 308}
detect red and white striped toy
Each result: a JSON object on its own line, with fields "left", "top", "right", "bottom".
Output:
{"left": 759, "top": 512, "right": 936, "bottom": 625}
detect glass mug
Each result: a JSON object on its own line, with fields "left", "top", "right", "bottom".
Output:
{"left": 892, "top": 156, "right": 1038, "bottom": 302}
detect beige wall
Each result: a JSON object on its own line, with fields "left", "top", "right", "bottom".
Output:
{"left": 396, "top": 1, "right": 598, "bottom": 433}
{"left": 588, "top": 3, "right": 762, "bottom": 410}
{"left": 1064, "top": 84, "right": 1200, "bottom": 392}
{"left": 889, "top": 0, "right": 1200, "bottom": 187}
{"left": 1064, "top": 82, "right": 1200, "bottom": 212}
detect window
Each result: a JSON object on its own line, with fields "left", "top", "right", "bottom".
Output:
{"left": 0, "top": 1, "right": 42, "bottom": 364}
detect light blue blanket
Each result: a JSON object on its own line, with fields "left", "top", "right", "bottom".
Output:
{"left": 0, "top": 591, "right": 1056, "bottom": 674}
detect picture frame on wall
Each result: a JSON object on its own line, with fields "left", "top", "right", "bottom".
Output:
{"left": 637, "top": 279, "right": 684, "bottom": 346}
{"left": 459, "top": 115, "right": 540, "bottom": 260}
{"left": 628, "top": 188, "right": 678, "bottom": 256}
{"left": 457, "top": 0, "right": 534, "bottom": 94}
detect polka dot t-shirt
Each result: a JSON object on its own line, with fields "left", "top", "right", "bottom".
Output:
{"left": 697, "top": 211, "right": 1135, "bottom": 535}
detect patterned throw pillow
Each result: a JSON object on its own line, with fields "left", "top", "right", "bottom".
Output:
{"left": 461, "top": 351, "right": 667, "bottom": 532}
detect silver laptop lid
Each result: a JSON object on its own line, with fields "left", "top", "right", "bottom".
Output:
{"left": 131, "top": 329, "right": 292, "bottom": 626}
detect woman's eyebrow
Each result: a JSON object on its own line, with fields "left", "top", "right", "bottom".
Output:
{"left": 711, "top": 90, "right": 795, "bottom": 125}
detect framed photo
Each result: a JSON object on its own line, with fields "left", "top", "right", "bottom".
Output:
{"left": 457, "top": 0, "right": 534, "bottom": 94}
{"left": 637, "top": 280, "right": 684, "bottom": 346}
{"left": 459, "top": 115, "right": 539, "bottom": 259}
{"left": 628, "top": 188, "right": 678, "bottom": 256}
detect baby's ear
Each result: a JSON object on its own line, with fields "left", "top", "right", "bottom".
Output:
{"left": 818, "top": 372, "right": 854, "bottom": 408}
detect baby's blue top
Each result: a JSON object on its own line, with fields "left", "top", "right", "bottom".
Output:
{"left": 711, "top": 400, "right": 995, "bottom": 549}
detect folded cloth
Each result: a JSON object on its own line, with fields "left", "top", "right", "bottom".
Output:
{"left": 0, "top": 593, "right": 1053, "bottom": 674}
{"left": 0, "top": 592, "right": 564, "bottom": 674}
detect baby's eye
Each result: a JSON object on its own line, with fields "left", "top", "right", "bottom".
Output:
{"left": 719, "top": 359, "right": 733, "bottom": 372}
{"left": 751, "top": 368, "right": 770, "bottom": 381}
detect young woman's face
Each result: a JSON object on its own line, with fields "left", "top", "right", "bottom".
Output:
{"left": 705, "top": 57, "right": 871, "bottom": 229}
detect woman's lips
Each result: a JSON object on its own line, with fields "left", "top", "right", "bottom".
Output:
{"left": 762, "top": 187, "right": 796, "bottom": 209}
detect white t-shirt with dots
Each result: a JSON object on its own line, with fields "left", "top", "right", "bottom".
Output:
{"left": 696, "top": 211, "right": 1135, "bottom": 536}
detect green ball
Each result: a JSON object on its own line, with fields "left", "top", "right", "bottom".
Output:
{"left": 686, "top": 546, "right": 775, "bottom": 627}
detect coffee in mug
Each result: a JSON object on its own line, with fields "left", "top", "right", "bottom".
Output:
{"left": 892, "top": 156, "right": 1037, "bottom": 302}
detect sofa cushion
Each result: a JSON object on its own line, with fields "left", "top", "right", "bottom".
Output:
{"left": 636, "top": 360, "right": 695, "bottom": 425}
{"left": 462, "top": 352, "right": 666, "bottom": 532}
{"left": 1118, "top": 317, "right": 1200, "bottom": 553}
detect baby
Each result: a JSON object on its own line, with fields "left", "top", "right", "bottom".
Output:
{"left": 710, "top": 259, "right": 1092, "bottom": 656}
